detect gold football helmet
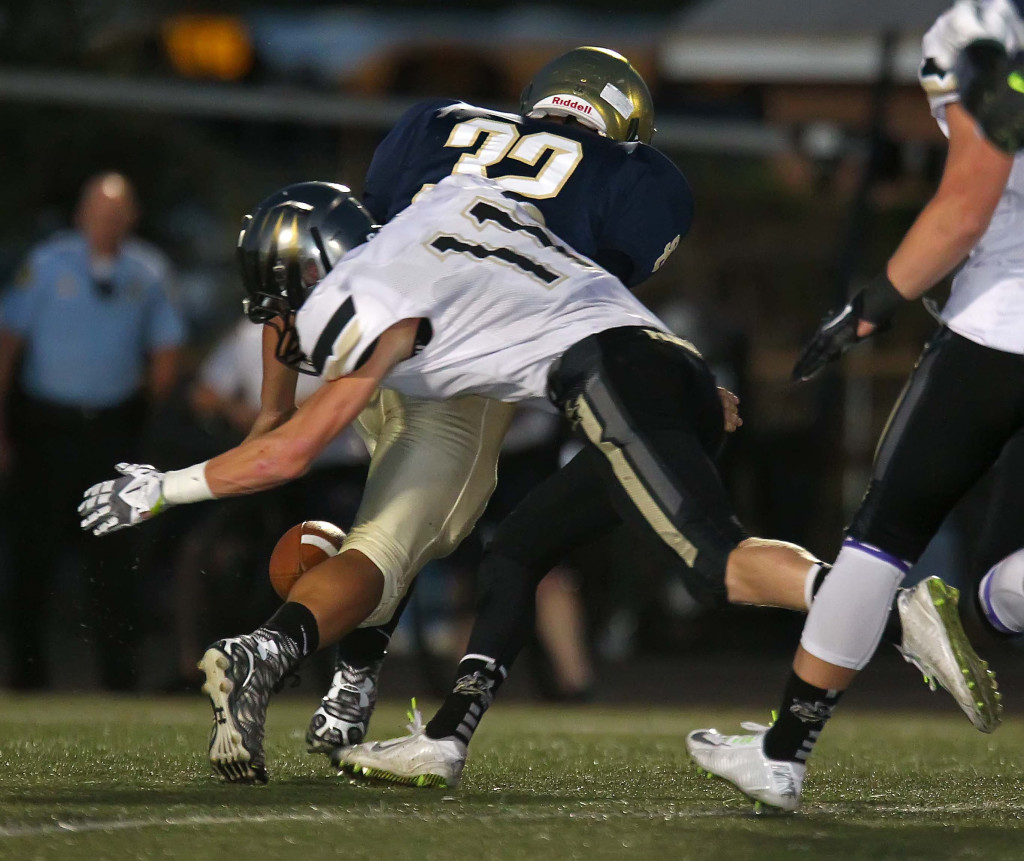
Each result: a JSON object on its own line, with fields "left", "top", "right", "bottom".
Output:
{"left": 520, "top": 46, "right": 655, "bottom": 144}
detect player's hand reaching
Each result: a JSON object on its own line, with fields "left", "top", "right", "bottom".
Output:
{"left": 791, "top": 305, "right": 870, "bottom": 382}
{"left": 79, "top": 462, "right": 169, "bottom": 536}
{"left": 718, "top": 388, "right": 742, "bottom": 432}
{"left": 791, "top": 273, "right": 905, "bottom": 381}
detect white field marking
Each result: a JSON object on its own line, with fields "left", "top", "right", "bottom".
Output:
{"left": 0, "top": 802, "right": 1017, "bottom": 838}
{"left": 0, "top": 810, "right": 737, "bottom": 837}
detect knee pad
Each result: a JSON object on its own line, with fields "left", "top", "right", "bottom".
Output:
{"left": 342, "top": 529, "right": 410, "bottom": 629}
{"left": 801, "top": 540, "right": 909, "bottom": 670}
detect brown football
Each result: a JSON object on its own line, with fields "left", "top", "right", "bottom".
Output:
{"left": 268, "top": 520, "right": 346, "bottom": 600}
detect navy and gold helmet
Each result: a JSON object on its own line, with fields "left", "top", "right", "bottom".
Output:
{"left": 520, "top": 46, "right": 655, "bottom": 144}
{"left": 237, "top": 181, "right": 375, "bottom": 371}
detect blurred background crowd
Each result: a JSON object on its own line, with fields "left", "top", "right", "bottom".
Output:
{"left": 0, "top": 0, "right": 1004, "bottom": 696}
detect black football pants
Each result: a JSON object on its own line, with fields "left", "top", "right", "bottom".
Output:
{"left": 463, "top": 326, "right": 748, "bottom": 671}
{"left": 850, "top": 326, "right": 1024, "bottom": 564}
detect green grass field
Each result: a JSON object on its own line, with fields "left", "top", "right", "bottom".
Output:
{"left": 0, "top": 696, "right": 1021, "bottom": 860}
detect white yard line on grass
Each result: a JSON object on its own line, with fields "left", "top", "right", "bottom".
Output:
{"left": 0, "top": 802, "right": 1018, "bottom": 838}
{"left": 0, "top": 810, "right": 733, "bottom": 837}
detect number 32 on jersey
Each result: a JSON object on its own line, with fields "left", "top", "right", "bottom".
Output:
{"left": 443, "top": 118, "right": 584, "bottom": 199}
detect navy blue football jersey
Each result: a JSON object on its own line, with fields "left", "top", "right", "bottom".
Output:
{"left": 363, "top": 99, "right": 693, "bottom": 288}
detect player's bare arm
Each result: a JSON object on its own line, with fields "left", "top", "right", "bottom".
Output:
{"left": 244, "top": 322, "right": 300, "bottom": 440}
{"left": 78, "top": 317, "right": 420, "bottom": 535}
{"left": 793, "top": 102, "right": 1013, "bottom": 380}
{"left": 886, "top": 102, "right": 1013, "bottom": 298}
{"left": 204, "top": 317, "right": 419, "bottom": 496}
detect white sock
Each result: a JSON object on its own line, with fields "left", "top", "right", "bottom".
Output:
{"left": 978, "top": 549, "right": 1024, "bottom": 634}
{"left": 801, "top": 540, "right": 908, "bottom": 670}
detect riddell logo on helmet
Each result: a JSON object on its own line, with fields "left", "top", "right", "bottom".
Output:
{"left": 550, "top": 96, "right": 593, "bottom": 115}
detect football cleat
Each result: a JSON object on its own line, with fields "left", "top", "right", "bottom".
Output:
{"left": 198, "top": 630, "right": 301, "bottom": 784}
{"left": 338, "top": 704, "right": 467, "bottom": 789}
{"left": 686, "top": 722, "right": 804, "bottom": 812}
{"left": 306, "top": 655, "right": 383, "bottom": 762}
{"left": 897, "top": 576, "right": 1002, "bottom": 733}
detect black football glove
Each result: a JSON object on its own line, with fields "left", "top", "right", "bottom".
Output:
{"left": 957, "top": 39, "right": 1024, "bottom": 153}
{"left": 791, "top": 273, "right": 906, "bottom": 382}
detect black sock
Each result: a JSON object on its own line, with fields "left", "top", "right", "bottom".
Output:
{"left": 334, "top": 625, "right": 389, "bottom": 668}
{"left": 333, "top": 585, "right": 416, "bottom": 668}
{"left": 263, "top": 601, "right": 320, "bottom": 660}
{"left": 425, "top": 655, "right": 507, "bottom": 744}
{"left": 811, "top": 563, "right": 830, "bottom": 599}
{"left": 884, "top": 592, "right": 905, "bottom": 646}
{"left": 763, "top": 671, "right": 843, "bottom": 763}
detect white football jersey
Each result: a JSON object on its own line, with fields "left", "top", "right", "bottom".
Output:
{"left": 921, "top": 0, "right": 1024, "bottom": 354}
{"left": 294, "top": 174, "right": 668, "bottom": 408}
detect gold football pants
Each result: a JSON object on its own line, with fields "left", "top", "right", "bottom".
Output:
{"left": 343, "top": 389, "right": 516, "bottom": 626}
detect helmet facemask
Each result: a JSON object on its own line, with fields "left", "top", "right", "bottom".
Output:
{"left": 237, "top": 184, "right": 375, "bottom": 374}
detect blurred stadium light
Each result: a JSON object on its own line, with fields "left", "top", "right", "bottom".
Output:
{"left": 162, "top": 15, "right": 254, "bottom": 82}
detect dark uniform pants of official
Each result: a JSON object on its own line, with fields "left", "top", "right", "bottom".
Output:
{"left": 849, "top": 326, "right": 1024, "bottom": 571}
{"left": 463, "top": 326, "right": 748, "bottom": 672}
{"left": 6, "top": 392, "right": 146, "bottom": 690}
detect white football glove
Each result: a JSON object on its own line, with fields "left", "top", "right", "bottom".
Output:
{"left": 79, "top": 463, "right": 170, "bottom": 536}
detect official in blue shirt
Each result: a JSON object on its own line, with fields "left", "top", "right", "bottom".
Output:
{"left": 0, "top": 172, "right": 185, "bottom": 690}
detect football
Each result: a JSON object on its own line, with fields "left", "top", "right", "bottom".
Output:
{"left": 268, "top": 520, "right": 346, "bottom": 600}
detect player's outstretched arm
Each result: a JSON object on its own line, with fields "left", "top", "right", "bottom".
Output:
{"left": 792, "top": 102, "right": 1012, "bottom": 381}
{"left": 79, "top": 318, "right": 421, "bottom": 535}
{"left": 203, "top": 318, "right": 418, "bottom": 496}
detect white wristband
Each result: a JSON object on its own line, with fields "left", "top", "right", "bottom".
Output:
{"left": 162, "top": 461, "right": 215, "bottom": 505}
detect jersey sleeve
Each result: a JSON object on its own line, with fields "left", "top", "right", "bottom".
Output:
{"left": 597, "top": 147, "right": 694, "bottom": 288}
{"left": 920, "top": 0, "right": 1024, "bottom": 125}
{"left": 1, "top": 248, "right": 47, "bottom": 336}
{"left": 363, "top": 99, "right": 458, "bottom": 223}
{"left": 296, "top": 273, "right": 429, "bottom": 381}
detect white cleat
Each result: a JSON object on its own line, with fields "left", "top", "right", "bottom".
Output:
{"left": 686, "top": 722, "right": 804, "bottom": 812}
{"left": 306, "top": 656, "right": 382, "bottom": 762}
{"left": 897, "top": 576, "right": 1002, "bottom": 733}
{"left": 339, "top": 706, "right": 467, "bottom": 789}
{"left": 340, "top": 732, "right": 466, "bottom": 789}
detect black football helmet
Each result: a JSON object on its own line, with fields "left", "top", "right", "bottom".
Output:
{"left": 237, "top": 181, "right": 375, "bottom": 372}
